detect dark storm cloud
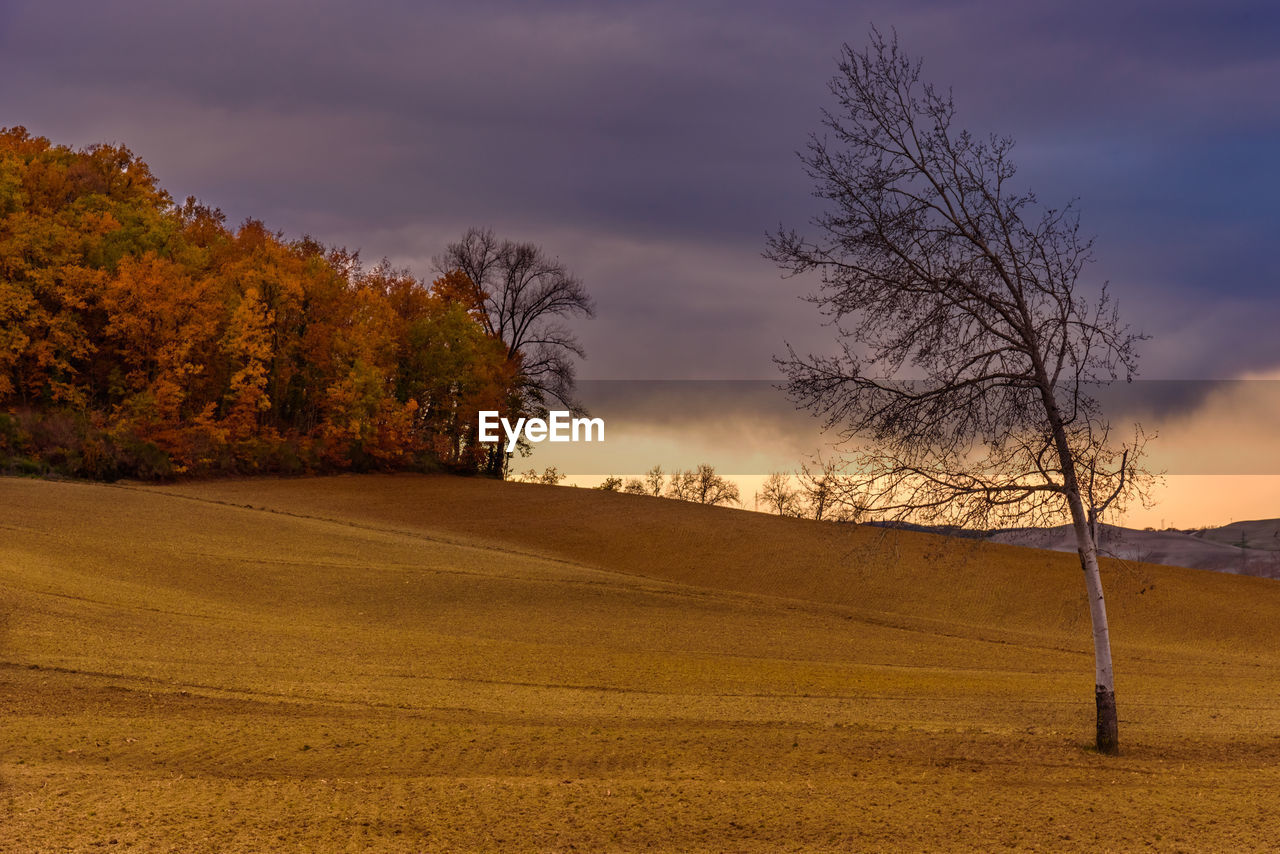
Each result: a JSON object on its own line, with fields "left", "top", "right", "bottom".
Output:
{"left": 2, "top": 0, "right": 825, "bottom": 238}
{"left": 3, "top": 0, "right": 1279, "bottom": 382}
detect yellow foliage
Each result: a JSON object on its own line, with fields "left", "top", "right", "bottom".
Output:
{"left": 0, "top": 127, "right": 521, "bottom": 477}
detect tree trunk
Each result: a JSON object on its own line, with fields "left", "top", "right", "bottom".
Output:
{"left": 1038, "top": 369, "right": 1121, "bottom": 756}
{"left": 1066, "top": 488, "right": 1120, "bottom": 755}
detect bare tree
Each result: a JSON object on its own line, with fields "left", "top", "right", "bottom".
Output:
{"left": 759, "top": 471, "right": 801, "bottom": 516}
{"left": 765, "top": 31, "right": 1150, "bottom": 754}
{"left": 515, "top": 465, "right": 566, "bottom": 485}
{"left": 437, "top": 227, "right": 595, "bottom": 412}
{"left": 667, "top": 464, "right": 741, "bottom": 506}
{"left": 642, "top": 464, "right": 665, "bottom": 497}
{"left": 795, "top": 456, "right": 862, "bottom": 522}
{"left": 617, "top": 465, "right": 664, "bottom": 495}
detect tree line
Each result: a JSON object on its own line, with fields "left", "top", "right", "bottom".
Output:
{"left": 0, "top": 128, "right": 590, "bottom": 480}
{"left": 596, "top": 464, "right": 739, "bottom": 506}
{"left": 592, "top": 460, "right": 864, "bottom": 520}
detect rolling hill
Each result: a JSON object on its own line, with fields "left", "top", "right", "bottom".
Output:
{"left": 1195, "top": 518, "right": 1280, "bottom": 552}
{"left": 989, "top": 522, "right": 1280, "bottom": 578}
{"left": 2, "top": 474, "right": 1279, "bottom": 852}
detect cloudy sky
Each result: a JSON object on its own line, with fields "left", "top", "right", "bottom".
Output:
{"left": 4, "top": 0, "right": 1279, "bottom": 523}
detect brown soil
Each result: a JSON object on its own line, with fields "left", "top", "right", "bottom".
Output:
{"left": 2, "top": 474, "right": 1278, "bottom": 852}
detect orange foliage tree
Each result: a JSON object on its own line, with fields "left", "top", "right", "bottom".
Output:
{"left": 0, "top": 127, "right": 524, "bottom": 479}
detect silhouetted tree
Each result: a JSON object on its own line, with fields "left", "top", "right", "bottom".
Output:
{"left": 766, "top": 31, "right": 1150, "bottom": 754}
{"left": 795, "top": 457, "right": 862, "bottom": 522}
{"left": 516, "top": 465, "right": 566, "bottom": 485}
{"left": 437, "top": 228, "right": 593, "bottom": 406}
{"left": 436, "top": 228, "right": 594, "bottom": 477}
{"left": 667, "top": 464, "right": 740, "bottom": 506}
{"left": 642, "top": 464, "right": 665, "bottom": 497}
{"left": 758, "top": 471, "right": 801, "bottom": 516}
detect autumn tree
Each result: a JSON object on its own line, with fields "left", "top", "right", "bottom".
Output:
{"left": 765, "top": 32, "right": 1149, "bottom": 754}
{"left": 0, "top": 127, "right": 173, "bottom": 409}
{"left": 100, "top": 251, "right": 222, "bottom": 452}
{"left": 0, "top": 128, "right": 522, "bottom": 480}
{"left": 400, "top": 270, "right": 517, "bottom": 469}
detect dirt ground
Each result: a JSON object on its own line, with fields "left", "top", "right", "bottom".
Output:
{"left": 2, "top": 475, "right": 1279, "bottom": 852}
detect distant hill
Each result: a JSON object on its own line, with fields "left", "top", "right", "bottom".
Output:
{"left": 988, "top": 521, "right": 1280, "bottom": 578}
{"left": 1193, "top": 518, "right": 1280, "bottom": 551}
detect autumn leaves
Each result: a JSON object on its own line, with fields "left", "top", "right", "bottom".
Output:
{"left": 0, "top": 128, "right": 577, "bottom": 479}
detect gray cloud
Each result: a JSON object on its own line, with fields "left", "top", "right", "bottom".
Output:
{"left": 3, "top": 0, "right": 1278, "bottom": 384}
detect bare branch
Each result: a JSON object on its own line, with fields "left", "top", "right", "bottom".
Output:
{"left": 436, "top": 227, "right": 595, "bottom": 415}
{"left": 766, "top": 30, "right": 1151, "bottom": 755}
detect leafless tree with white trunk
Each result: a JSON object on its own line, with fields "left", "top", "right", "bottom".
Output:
{"left": 765, "top": 29, "right": 1152, "bottom": 754}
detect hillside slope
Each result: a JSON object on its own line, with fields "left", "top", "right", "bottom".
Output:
{"left": 1196, "top": 517, "right": 1280, "bottom": 552}
{"left": 156, "top": 473, "right": 1280, "bottom": 656}
{"left": 2, "top": 474, "right": 1279, "bottom": 852}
